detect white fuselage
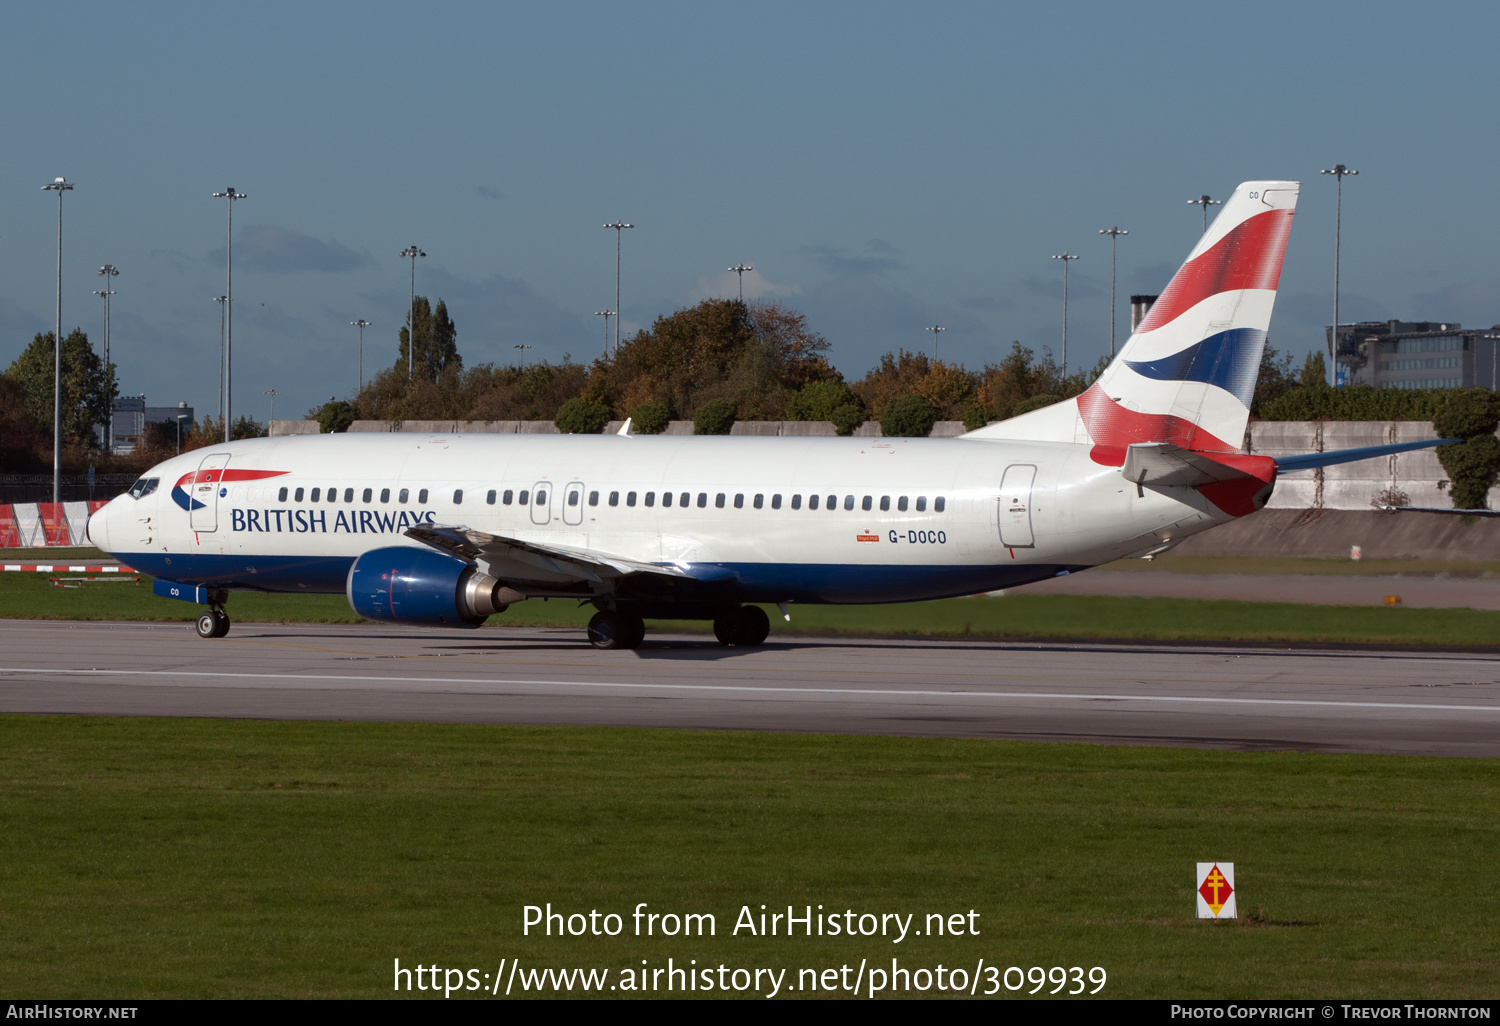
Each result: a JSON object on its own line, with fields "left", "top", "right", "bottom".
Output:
{"left": 90, "top": 432, "right": 1231, "bottom": 604}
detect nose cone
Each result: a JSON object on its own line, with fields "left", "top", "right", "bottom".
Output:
{"left": 87, "top": 496, "right": 118, "bottom": 553}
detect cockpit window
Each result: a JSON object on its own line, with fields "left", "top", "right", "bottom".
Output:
{"left": 128, "top": 477, "right": 159, "bottom": 499}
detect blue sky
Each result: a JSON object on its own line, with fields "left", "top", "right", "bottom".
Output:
{"left": 3, "top": 1, "right": 1498, "bottom": 423}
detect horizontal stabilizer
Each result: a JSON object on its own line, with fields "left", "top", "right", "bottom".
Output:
{"left": 1121, "top": 442, "right": 1268, "bottom": 488}
{"left": 1274, "top": 439, "right": 1454, "bottom": 473}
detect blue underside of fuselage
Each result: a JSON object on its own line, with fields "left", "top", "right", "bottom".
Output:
{"left": 114, "top": 551, "right": 1083, "bottom": 605}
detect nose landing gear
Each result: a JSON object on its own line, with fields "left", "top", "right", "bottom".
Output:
{"left": 195, "top": 606, "right": 230, "bottom": 639}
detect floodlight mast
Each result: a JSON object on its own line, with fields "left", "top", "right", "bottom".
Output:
{"left": 351, "top": 319, "right": 372, "bottom": 392}
{"left": 513, "top": 343, "right": 532, "bottom": 370}
{"left": 400, "top": 246, "right": 425, "bottom": 381}
{"left": 42, "top": 177, "right": 73, "bottom": 505}
{"left": 1052, "top": 251, "right": 1080, "bottom": 374}
{"left": 1321, "top": 164, "right": 1359, "bottom": 387}
{"left": 212, "top": 188, "right": 247, "bottom": 434}
{"left": 925, "top": 324, "right": 945, "bottom": 359}
{"left": 728, "top": 264, "right": 753, "bottom": 303}
{"left": 1099, "top": 227, "right": 1127, "bottom": 357}
{"left": 595, "top": 311, "right": 614, "bottom": 358}
{"left": 213, "top": 296, "right": 228, "bottom": 433}
{"left": 603, "top": 221, "right": 633, "bottom": 351}
{"left": 94, "top": 264, "right": 119, "bottom": 452}
{"left": 1188, "top": 194, "right": 1220, "bottom": 235}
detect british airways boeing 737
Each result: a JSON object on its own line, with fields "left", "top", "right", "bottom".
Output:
{"left": 86, "top": 181, "right": 1447, "bottom": 647}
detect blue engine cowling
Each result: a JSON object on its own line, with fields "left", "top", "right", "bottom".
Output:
{"left": 346, "top": 545, "right": 506, "bottom": 628}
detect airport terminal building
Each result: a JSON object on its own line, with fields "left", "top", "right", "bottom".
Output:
{"left": 1332, "top": 320, "right": 1500, "bottom": 390}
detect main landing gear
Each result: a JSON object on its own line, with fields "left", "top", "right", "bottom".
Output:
{"left": 712, "top": 605, "right": 770, "bottom": 647}
{"left": 195, "top": 606, "right": 231, "bottom": 639}
{"left": 587, "top": 610, "right": 646, "bottom": 650}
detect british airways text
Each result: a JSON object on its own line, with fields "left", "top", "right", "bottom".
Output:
{"left": 229, "top": 508, "right": 439, "bottom": 534}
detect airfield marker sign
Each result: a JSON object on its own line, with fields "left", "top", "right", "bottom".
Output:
{"left": 1196, "top": 862, "right": 1236, "bottom": 919}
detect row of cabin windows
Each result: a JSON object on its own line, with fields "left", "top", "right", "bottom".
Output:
{"left": 274, "top": 483, "right": 945, "bottom": 515}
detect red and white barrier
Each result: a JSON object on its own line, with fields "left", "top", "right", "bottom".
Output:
{"left": 0, "top": 501, "right": 109, "bottom": 547}
{"left": 2, "top": 565, "right": 136, "bottom": 572}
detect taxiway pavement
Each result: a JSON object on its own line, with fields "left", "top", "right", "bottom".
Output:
{"left": 2, "top": 620, "right": 1497, "bottom": 757}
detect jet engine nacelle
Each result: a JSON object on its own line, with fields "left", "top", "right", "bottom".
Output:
{"left": 345, "top": 545, "right": 513, "bottom": 628}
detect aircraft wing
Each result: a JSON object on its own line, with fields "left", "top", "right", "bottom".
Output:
{"left": 405, "top": 524, "right": 696, "bottom": 586}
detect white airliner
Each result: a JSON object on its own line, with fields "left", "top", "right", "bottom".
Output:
{"left": 87, "top": 181, "right": 1446, "bottom": 646}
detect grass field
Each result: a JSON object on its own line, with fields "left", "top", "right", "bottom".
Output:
{"left": 2, "top": 564, "right": 1499, "bottom": 648}
{"left": 0, "top": 715, "right": 1495, "bottom": 999}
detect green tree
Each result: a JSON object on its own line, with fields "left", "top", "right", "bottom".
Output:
{"left": 693, "top": 397, "right": 737, "bottom": 435}
{"left": 554, "top": 398, "right": 611, "bottom": 434}
{"left": 1433, "top": 389, "right": 1500, "bottom": 509}
{"left": 316, "top": 400, "right": 358, "bottom": 434}
{"left": 396, "top": 297, "right": 461, "bottom": 383}
{"left": 4, "top": 329, "right": 116, "bottom": 447}
{"left": 881, "top": 393, "right": 937, "bottom": 437}
{"left": 1300, "top": 350, "right": 1329, "bottom": 390}
{"left": 786, "top": 378, "right": 866, "bottom": 436}
{"left": 629, "top": 400, "right": 671, "bottom": 435}
{"left": 1250, "top": 343, "right": 1297, "bottom": 416}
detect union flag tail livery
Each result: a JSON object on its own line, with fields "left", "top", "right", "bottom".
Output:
{"left": 88, "top": 177, "right": 1451, "bottom": 649}
{"left": 972, "top": 180, "right": 1299, "bottom": 460}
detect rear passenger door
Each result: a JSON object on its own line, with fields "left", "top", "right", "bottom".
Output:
{"left": 998, "top": 464, "right": 1036, "bottom": 549}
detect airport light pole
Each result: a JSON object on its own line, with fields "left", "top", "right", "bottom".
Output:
{"left": 1188, "top": 194, "right": 1220, "bottom": 235}
{"left": 925, "top": 324, "right": 945, "bottom": 360}
{"left": 351, "top": 319, "right": 371, "bottom": 392}
{"left": 603, "top": 221, "right": 633, "bottom": 352}
{"left": 728, "top": 264, "right": 753, "bottom": 303}
{"left": 42, "top": 177, "right": 73, "bottom": 505}
{"left": 265, "top": 389, "right": 279, "bottom": 425}
{"left": 1052, "top": 251, "right": 1080, "bottom": 374}
{"left": 1099, "top": 227, "right": 1128, "bottom": 357}
{"left": 513, "top": 343, "right": 532, "bottom": 370}
{"left": 399, "top": 246, "right": 425, "bottom": 381}
{"left": 212, "top": 188, "right": 247, "bottom": 435}
{"left": 213, "top": 296, "right": 228, "bottom": 435}
{"left": 595, "top": 311, "right": 614, "bottom": 358}
{"left": 1321, "top": 164, "right": 1358, "bottom": 387}
{"left": 94, "top": 264, "right": 119, "bottom": 452}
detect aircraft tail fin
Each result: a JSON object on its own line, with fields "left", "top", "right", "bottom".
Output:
{"left": 966, "top": 180, "right": 1299, "bottom": 461}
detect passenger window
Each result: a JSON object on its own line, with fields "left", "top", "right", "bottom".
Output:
{"left": 879, "top": 495, "right": 890, "bottom": 511}
{"left": 310, "top": 487, "right": 321, "bottom": 502}
{"left": 898, "top": 496, "right": 908, "bottom": 512}
{"left": 381, "top": 488, "right": 391, "bottom": 503}
{"left": 294, "top": 487, "right": 304, "bottom": 502}
{"left": 518, "top": 490, "right": 529, "bottom": 505}
{"left": 418, "top": 488, "right": 429, "bottom": 504}
{"left": 770, "top": 494, "right": 781, "bottom": 509}
{"left": 645, "top": 492, "right": 655, "bottom": 507}
{"left": 503, "top": 489, "right": 513, "bottom": 505}
{"left": 486, "top": 489, "right": 496, "bottom": 505}
{"left": 567, "top": 489, "right": 579, "bottom": 507}
{"left": 791, "top": 494, "right": 801, "bottom": 510}
{"left": 679, "top": 492, "right": 689, "bottom": 507}
{"left": 453, "top": 489, "right": 463, "bottom": 505}
{"left": 754, "top": 494, "right": 764, "bottom": 509}
{"left": 609, "top": 491, "right": 619, "bottom": 507}
{"left": 278, "top": 486, "right": 289, "bottom": 502}
{"left": 589, "top": 490, "right": 599, "bottom": 506}
{"left": 916, "top": 496, "right": 927, "bottom": 512}
{"left": 345, "top": 488, "right": 355, "bottom": 503}
{"left": 364, "top": 488, "right": 374, "bottom": 503}
{"left": 809, "top": 494, "right": 819, "bottom": 510}
{"left": 843, "top": 495, "right": 854, "bottom": 511}
{"left": 398, "top": 488, "right": 409, "bottom": 504}
{"left": 328, "top": 486, "right": 337, "bottom": 502}
{"left": 697, "top": 493, "right": 707, "bottom": 508}
{"left": 663, "top": 492, "right": 673, "bottom": 508}
{"left": 627, "top": 491, "right": 637, "bottom": 507}
{"left": 826, "top": 494, "right": 836, "bottom": 510}
{"left": 861, "top": 495, "right": 872, "bottom": 511}
{"left": 935, "top": 496, "right": 946, "bottom": 512}
{"left": 734, "top": 494, "right": 744, "bottom": 508}
{"left": 715, "top": 493, "right": 725, "bottom": 508}
{"left": 536, "top": 489, "right": 547, "bottom": 505}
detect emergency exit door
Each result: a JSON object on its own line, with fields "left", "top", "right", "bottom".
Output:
{"left": 998, "top": 464, "right": 1036, "bottom": 548}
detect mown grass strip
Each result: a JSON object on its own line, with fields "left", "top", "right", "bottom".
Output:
{"left": 0, "top": 716, "right": 1495, "bottom": 998}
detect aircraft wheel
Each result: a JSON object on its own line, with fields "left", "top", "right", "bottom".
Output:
{"left": 712, "top": 613, "right": 741, "bottom": 646}
{"left": 619, "top": 613, "right": 646, "bottom": 649}
{"left": 196, "top": 612, "right": 218, "bottom": 639}
{"left": 587, "top": 610, "right": 634, "bottom": 650}
{"left": 213, "top": 610, "right": 231, "bottom": 638}
{"left": 735, "top": 605, "right": 771, "bottom": 646}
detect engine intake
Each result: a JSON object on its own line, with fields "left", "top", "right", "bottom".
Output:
{"left": 346, "top": 545, "right": 512, "bottom": 628}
